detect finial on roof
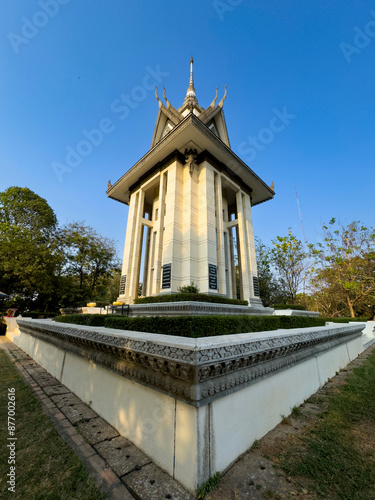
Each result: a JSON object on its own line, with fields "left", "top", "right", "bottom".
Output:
{"left": 189, "top": 57, "right": 194, "bottom": 85}
{"left": 218, "top": 85, "right": 227, "bottom": 108}
{"left": 184, "top": 57, "right": 198, "bottom": 108}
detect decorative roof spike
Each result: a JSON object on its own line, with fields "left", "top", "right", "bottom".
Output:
{"left": 184, "top": 57, "right": 198, "bottom": 107}
{"left": 209, "top": 86, "right": 219, "bottom": 109}
{"left": 218, "top": 85, "right": 227, "bottom": 108}
{"left": 155, "top": 85, "right": 162, "bottom": 109}
{"left": 163, "top": 86, "right": 172, "bottom": 110}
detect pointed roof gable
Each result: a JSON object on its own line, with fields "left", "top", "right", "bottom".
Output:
{"left": 151, "top": 59, "right": 229, "bottom": 148}
{"left": 108, "top": 60, "right": 274, "bottom": 208}
{"left": 107, "top": 112, "right": 274, "bottom": 207}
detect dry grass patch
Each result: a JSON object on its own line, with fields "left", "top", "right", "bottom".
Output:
{"left": 0, "top": 350, "right": 105, "bottom": 500}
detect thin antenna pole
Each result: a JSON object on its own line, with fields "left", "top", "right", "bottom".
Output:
{"left": 295, "top": 186, "right": 308, "bottom": 251}
{"left": 295, "top": 186, "right": 309, "bottom": 295}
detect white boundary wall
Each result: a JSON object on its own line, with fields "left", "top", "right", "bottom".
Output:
{"left": 16, "top": 320, "right": 364, "bottom": 493}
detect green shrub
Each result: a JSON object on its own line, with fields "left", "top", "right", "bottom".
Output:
{"left": 178, "top": 281, "right": 200, "bottom": 294}
{"left": 25, "top": 311, "right": 58, "bottom": 319}
{"left": 102, "top": 315, "right": 324, "bottom": 337}
{"left": 321, "top": 317, "right": 371, "bottom": 323}
{"left": 134, "top": 293, "right": 247, "bottom": 306}
{"left": 54, "top": 314, "right": 105, "bottom": 326}
{"left": 278, "top": 316, "right": 325, "bottom": 329}
{"left": 54, "top": 314, "right": 329, "bottom": 337}
{"left": 272, "top": 304, "right": 307, "bottom": 311}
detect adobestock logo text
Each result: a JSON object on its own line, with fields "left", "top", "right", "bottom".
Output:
{"left": 238, "top": 106, "right": 296, "bottom": 163}
{"left": 8, "top": 0, "right": 71, "bottom": 54}
{"left": 52, "top": 65, "right": 170, "bottom": 182}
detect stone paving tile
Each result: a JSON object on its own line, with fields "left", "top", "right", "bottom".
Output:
{"left": 111, "top": 484, "right": 135, "bottom": 500}
{"left": 61, "top": 403, "right": 97, "bottom": 425}
{"left": 30, "top": 373, "right": 60, "bottom": 388}
{"left": 77, "top": 417, "right": 119, "bottom": 445}
{"left": 26, "top": 367, "right": 48, "bottom": 375}
{"left": 125, "top": 463, "right": 194, "bottom": 500}
{"left": 51, "top": 392, "right": 82, "bottom": 408}
{"left": 43, "top": 384, "right": 70, "bottom": 396}
{"left": 8, "top": 349, "right": 29, "bottom": 360}
{"left": 95, "top": 436, "right": 151, "bottom": 477}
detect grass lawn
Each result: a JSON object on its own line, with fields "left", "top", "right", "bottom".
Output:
{"left": 0, "top": 350, "right": 106, "bottom": 500}
{"left": 279, "top": 348, "right": 375, "bottom": 499}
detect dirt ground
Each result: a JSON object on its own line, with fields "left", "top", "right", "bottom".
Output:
{"left": 205, "top": 343, "right": 375, "bottom": 500}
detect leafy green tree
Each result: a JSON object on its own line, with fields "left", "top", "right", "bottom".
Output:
{"left": 310, "top": 219, "right": 375, "bottom": 318}
{"left": 0, "top": 187, "right": 63, "bottom": 311}
{"left": 255, "top": 238, "right": 288, "bottom": 306}
{"left": 58, "top": 221, "right": 120, "bottom": 305}
{"left": 268, "top": 229, "right": 309, "bottom": 303}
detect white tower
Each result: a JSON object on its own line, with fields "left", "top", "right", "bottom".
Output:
{"left": 107, "top": 60, "right": 274, "bottom": 305}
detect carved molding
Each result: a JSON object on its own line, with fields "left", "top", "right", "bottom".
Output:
{"left": 128, "top": 300, "right": 273, "bottom": 316}
{"left": 17, "top": 319, "right": 363, "bottom": 407}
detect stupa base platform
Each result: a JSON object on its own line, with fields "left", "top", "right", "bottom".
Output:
{"left": 112, "top": 300, "right": 274, "bottom": 317}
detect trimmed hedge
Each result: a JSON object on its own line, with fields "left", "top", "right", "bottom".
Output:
{"left": 322, "top": 317, "right": 371, "bottom": 323}
{"left": 134, "top": 293, "right": 248, "bottom": 306}
{"left": 55, "top": 314, "right": 106, "bottom": 326}
{"left": 25, "top": 311, "right": 58, "bottom": 319}
{"left": 55, "top": 314, "right": 326, "bottom": 338}
{"left": 272, "top": 304, "right": 307, "bottom": 311}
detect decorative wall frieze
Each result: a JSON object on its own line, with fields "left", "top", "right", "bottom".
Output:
{"left": 128, "top": 300, "right": 273, "bottom": 316}
{"left": 17, "top": 319, "right": 363, "bottom": 407}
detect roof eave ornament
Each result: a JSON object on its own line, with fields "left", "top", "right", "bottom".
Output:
{"left": 155, "top": 85, "right": 162, "bottom": 109}
{"left": 218, "top": 85, "right": 227, "bottom": 109}
{"left": 209, "top": 86, "right": 219, "bottom": 109}
{"left": 163, "top": 86, "right": 172, "bottom": 110}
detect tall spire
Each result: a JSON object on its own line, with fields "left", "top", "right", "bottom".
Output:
{"left": 184, "top": 57, "right": 198, "bottom": 108}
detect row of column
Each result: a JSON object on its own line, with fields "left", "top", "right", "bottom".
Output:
{"left": 120, "top": 171, "right": 168, "bottom": 303}
{"left": 214, "top": 174, "right": 258, "bottom": 302}
{"left": 119, "top": 164, "right": 259, "bottom": 304}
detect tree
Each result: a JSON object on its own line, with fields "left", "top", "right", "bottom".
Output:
{"left": 58, "top": 221, "right": 120, "bottom": 305}
{"left": 255, "top": 238, "right": 288, "bottom": 306}
{"left": 0, "top": 187, "right": 63, "bottom": 311}
{"left": 268, "top": 229, "right": 309, "bottom": 303}
{"left": 310, "top": 219, "right": 375, "bottom": 318}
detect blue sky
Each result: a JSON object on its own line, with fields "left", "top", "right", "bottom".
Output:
{"left": 1, "top": 1, "right": 374, "bottom": 257}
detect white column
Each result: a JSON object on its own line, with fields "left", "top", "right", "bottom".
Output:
{"left": 142, "top": 226, "right": 151, "bottom": 296}
{"left": 197, "top": 163, "right": 216, "bottom": 293}
{"left": 163, "top": 161, "right": 183, "bottom": 292}
{"left": 152, "top": 172, "right": 166, "bottom": 294}
{"left": 120, "top": 191, "right": 138, "bottom": 302}
{"left": 215, "top": 174, "right": 226, "bottom": 295}
{"left": 222, "top": 196, "right": 234, "bottom": 299}
{"left": 236, "top": 190, "right": 251, "bottom": 302}
{"left": 127, "top": 189, "right": 145, "bottom": 303}
{"left": 228, "top": 226, "right": 236, "bottom": 299}
{"left": 181, "top": 160, "right": 198, "bottom": 286}
{"left": 243, "top": 193, "right": 258, "bottom": 298}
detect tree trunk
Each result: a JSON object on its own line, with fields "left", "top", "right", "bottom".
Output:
{"left": 347, "top": 297, "right": 355, "bottom": 318}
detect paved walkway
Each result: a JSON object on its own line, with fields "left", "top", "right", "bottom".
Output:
{"left": 0, "top": 337, "right": 194, "bottom": 500}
